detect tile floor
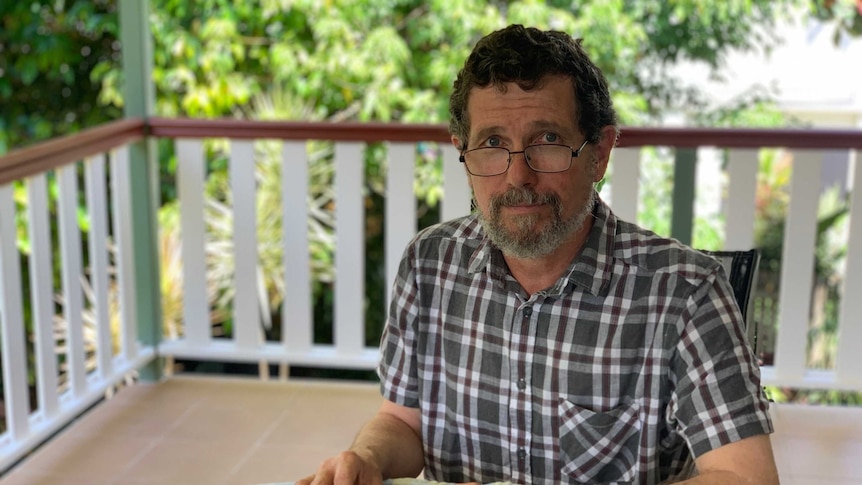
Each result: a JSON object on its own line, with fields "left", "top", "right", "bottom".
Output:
{"left": 1, "top": 376, "right": 383, "bottom": 485}
{"left": 2, "top": 375, "right": 862, "bottom": 484}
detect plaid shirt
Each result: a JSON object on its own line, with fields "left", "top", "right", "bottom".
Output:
{"left": 379, "top": 196, "right": 773, "bottom": 484}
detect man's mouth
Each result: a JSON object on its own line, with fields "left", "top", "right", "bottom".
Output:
{"left": 505, "top": 202, "right": 543, "bottom": 208}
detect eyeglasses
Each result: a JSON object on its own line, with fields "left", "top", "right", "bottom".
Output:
{"left": 459, "top": 139, "right": 589, "bottom": 177}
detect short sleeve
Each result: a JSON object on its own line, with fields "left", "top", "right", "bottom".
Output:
{"left": 378, "top": 243, "right": 421, "bottom": 408}
{"left": 669, "top": 266, "right": 773, "bottom": 458}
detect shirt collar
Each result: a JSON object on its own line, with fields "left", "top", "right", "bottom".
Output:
{"left": 560, "top": 196, "right": 616, "bottom": 297}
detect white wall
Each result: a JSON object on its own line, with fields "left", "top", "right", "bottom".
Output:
{"left": 675, "top": 9, "right": 862, "bottom": 128}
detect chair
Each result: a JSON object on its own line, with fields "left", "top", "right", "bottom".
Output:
{"left": 699, "top": 249, "right": 760, "bottom": 353}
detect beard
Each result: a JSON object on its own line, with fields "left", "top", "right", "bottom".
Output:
{"left": 477, "top": 186, "right": 596, "bottom": 260}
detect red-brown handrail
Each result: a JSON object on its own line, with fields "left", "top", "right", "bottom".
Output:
{"left": 616, "top": 126, "right": 862, "bottom": 149}
{"left": 0, "top": 118, "right": 146, "bottom": 186}
{"left": 149, "top": 118, "right": 862, "bottom": 149}
{"left": 147, "top": 117, "right": 453, "bottom": 142}
{"left": 2, "top": 117, "right": 862, "bottom": 186}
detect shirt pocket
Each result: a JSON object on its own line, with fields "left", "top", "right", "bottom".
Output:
{"left": 558, "top": 399, "right": 642, "bottom": 484}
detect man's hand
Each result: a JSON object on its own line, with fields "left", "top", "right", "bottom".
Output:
{"left": 296, "top": 450, "right": 383, "bottom": 485}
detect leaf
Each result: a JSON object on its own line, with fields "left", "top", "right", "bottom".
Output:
{"left": 17, "top": 58, "right": 39, "bottom": 86}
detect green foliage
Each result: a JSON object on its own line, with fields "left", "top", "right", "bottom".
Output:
{"left": 0, "top": 0, "right": 122, "bottom": 152}
{"left": 95, "top": 0, "right": 814, "bottom": 128}
{"left": 807, "top": 184, "right": 851, "bottom": 369}
{"left": 4, "top": 0, "right": 861, "bottom": 154}
{"left": 810, "top": 0, "right": 862, "bottom": 40}
{"left": 766, "top": 386, "right": 862, "bottom": 405}
{"left": 636, "top": 147, "right": 674, "bottom": 237}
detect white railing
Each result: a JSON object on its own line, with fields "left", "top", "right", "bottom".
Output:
{"left": 1, "top": 119, "right": 861, "bottom": 473}
{"left": 151, "top": 120, "right": 862, "bottom": 393}
{"left": 0, "top": 121, "right": 156, "bottom": 471}
{"left": 153, "top": 120, "right": 471, "bottom": 369}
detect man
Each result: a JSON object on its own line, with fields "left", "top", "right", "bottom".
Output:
{"left": 299, "top": 24, "right": 778, "bottom": 485}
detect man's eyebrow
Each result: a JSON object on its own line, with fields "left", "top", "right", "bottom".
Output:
{"left": 527, "top": 120, "right": 568, "bottom": 133}
{"left": 471, "top": 125, "right": 505, "bottom": 144}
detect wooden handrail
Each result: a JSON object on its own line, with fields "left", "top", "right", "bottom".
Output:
{"left": 3, "top": 117, "right": 862, "bottom": 186}
{"left": 616, "top": 126, "right": 862, "bottom": 149}
{"left": 147, "top": 117, "right": 453, "bottom": 142}
{"left": 0, "top": 118, "right": 146, "bottom": 185}
{"left": 150, "top": 117, "right": 862, "bottom": 148}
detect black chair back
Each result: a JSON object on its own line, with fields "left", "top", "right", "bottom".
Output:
{"left": 700, "top": 249, "right": 760, "bottom": 351}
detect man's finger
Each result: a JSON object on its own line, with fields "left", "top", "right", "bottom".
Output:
{"left": 294, "top": 474, "right": 314, "bottom": 485}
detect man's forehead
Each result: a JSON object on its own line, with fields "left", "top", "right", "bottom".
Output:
{"left": 471, "top": 119, "right": 573, "bottom": 140}
{"left": 464, "top": 76, "right": 576, "bottom": 112}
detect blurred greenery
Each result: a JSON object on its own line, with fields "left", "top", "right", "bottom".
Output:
{"left": 810, "top": 0, "right": 862, "bottom": 39}
{"left": 0, "top": 0, "right": 122, "bottom": 154}
{"left": 9, "top": 0, "right": 862, "bottom": 152}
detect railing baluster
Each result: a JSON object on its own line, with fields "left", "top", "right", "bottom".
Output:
{"left": 335, "top": 142, "right": 365, "bottom": 355}
{"left": 442, "top": 144, "right": 471, "bottom": 221}
{"left": 385, "top": 143, "right": 417, "bottom": 305}
{"left": 282, "top": 141, "right": 312, "bottom": 353}
{"left": 671, "top": 148, "right": 698, "bottom": 245}
{"left": 176, "top": 139, "right": 210, "bottom": 347}
{"left": 110, "top": 146, "right": 138, "bottom": 361}
{"left": 0, "top": 184, "right": 30, "bottom": 441}
{"left": 26, "top": 174, "right": 59, "bottom": 418}
{"left": 0, "top": 132, "right": 157, "bottom": 473}
{"left": 230, "top": 140, "right": 261, "bottom": 350}
{"left": 836, "top": 150, "right": 862, "bottom": 386}
{"left": 57, "top": 165, "right": 87, "bottom": 397}
{"left": 608, "top": 147, "right": 640, "bottom": 224}
{"left": 725, "top": 149, "right": 759, "bottom": 250}
{"left": 84, "top": 154, "right": 113, "bottom": 377}
{"left": 773, "top": 150, "right": 822, "bottom": 383}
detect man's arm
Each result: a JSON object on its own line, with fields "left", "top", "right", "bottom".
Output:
{"left": 680, "top": 434, "right": 779, "bottom": 484}
{"left": 349, "top": 400, "right": 425, "bottom": 479}
{"left": 297, "top": 400, "right": 424, "bottom": 485}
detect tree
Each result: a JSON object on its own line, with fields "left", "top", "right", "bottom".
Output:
{"left": 6, "top": 0, "right": 862, "bottom": 155}
{"left": 139, "top": 0, "right": 812, "bottom": 125}
{"left": 0, "top": 0, "right": 121, "bottom": 154}
{"left": 811, "top": 0, "right": 862, "bottom": 39}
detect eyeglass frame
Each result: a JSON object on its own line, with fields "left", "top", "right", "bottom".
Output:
{"left": 459, "top": 139, "right": 590, "bottom": 177}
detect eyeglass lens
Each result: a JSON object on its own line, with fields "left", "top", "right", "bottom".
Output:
{"left": 465, "top": 144, "right": 572, "bottom": 176}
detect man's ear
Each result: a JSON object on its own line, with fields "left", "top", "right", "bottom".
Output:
{"left": 592, "top": 125, "right": 618, "bottom": 182}
{"left": 452, "top": 136, "right": 474, "bottom": 188}
{"left": 451, "top": 135, "right": 463, "bottom": 151}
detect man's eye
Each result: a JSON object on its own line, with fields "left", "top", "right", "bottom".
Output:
{"left": 543, "top": 133, "right": 558, "bottom": 143}
{"left": 487, "top": 136, "right": 501, "bottom": 147}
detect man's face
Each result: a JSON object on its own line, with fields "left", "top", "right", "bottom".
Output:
{"left": 454, "top": 75, "right": 611, "bottom": 259}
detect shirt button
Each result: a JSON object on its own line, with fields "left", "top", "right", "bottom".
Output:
{"left": 517, "top": 378, "right": 526, "bottom": 391}
{"left": 517, "top": 448, "right": 527, "bottom": 460}
{"left": 523, "top": 306, "right": 532, "bottom": 318}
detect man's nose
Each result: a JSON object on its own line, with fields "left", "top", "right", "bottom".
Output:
{"left": 506, "top": 150, "right": 537, "bottom": 188}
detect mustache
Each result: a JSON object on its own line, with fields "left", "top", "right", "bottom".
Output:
{"left": 490, "top": 188, "right": 561, "bottom": 209}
